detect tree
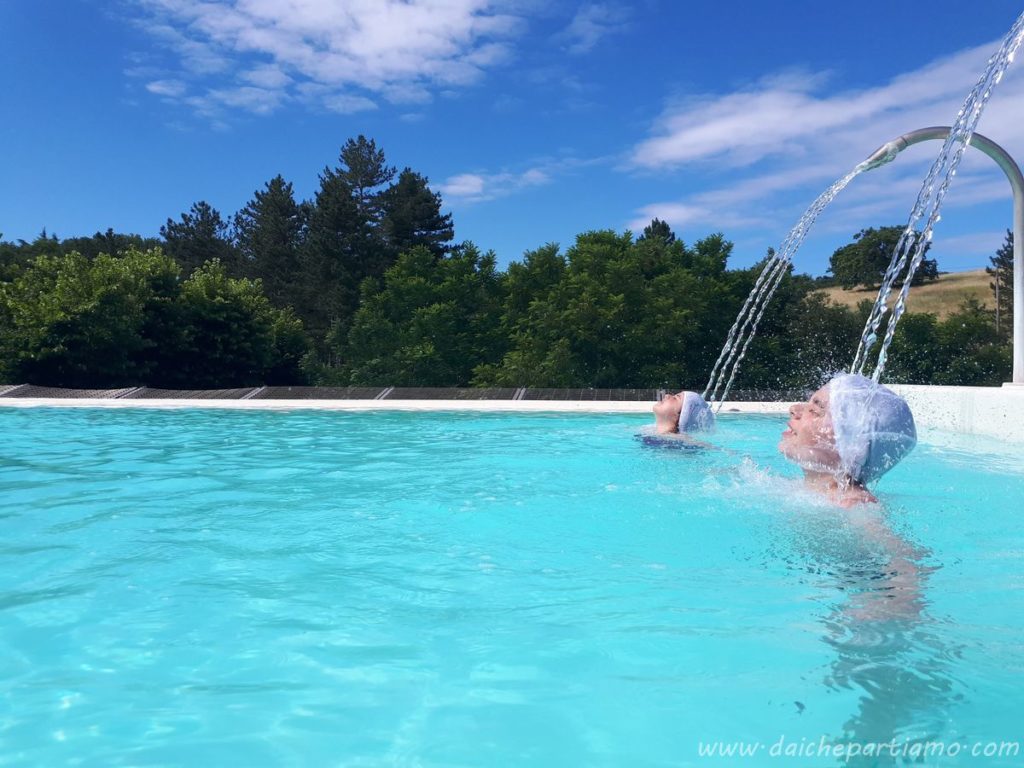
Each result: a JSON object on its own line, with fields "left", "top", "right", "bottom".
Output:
{"left": 474, "top": 230, "right": 737, "bottom": 388}
{"left": 933, "top": 298, "right": 1008, "bottom": 385}
{"left": 380, "top": 168, "right": 454, "bottom": 258}
{"left": 300, "top": 137, "right": 400, "bottom": 344}
{"left": 152, "top": 260, "right": 308, "bottom": 388}
{"left": 690, "top": 232, "right": 732, "bottom": 277}
{"left": 337, "top": 135, "right": 395, "bottom": 224}
{"left": 1, "top": 230, "right": 161, "bottom": 282}
{"left": 234, "top": 175, "right": 307, "bottom": 309}
{"left": 638, "top": 218, "right": 676, "bottom": 246}
{"left": 0, "top": 249, "right": 181, "bottom": 387}
{"left": 60, "top": 229, "right": 162, "bottom": 261}
{"left": 301, "top": 167, "right": 366, "bottom": 342}
{"left": 986, "top": 229, "right": 1013, "bottom": 335}
{"left": 160, "top": 201, "right": 239, "bottom": 277}
{"left": 338, "top": 244, "right": 505, "bottom": 386}
{"left": 878, "top": 298, "right": 1009, "bottom": 385}
{"left": 0, "top": 248, "right": 308, "bottom": 388}
{"left": 829, "top": 226, "right": 939, "bottom": 289}
{"left": 497, "top": 243, "right": 566, "bottom": 331}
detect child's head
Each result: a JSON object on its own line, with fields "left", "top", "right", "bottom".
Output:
{"left": 778, "top": 374, "right": 916, "bottom": 485}
{"left": 652, "top": 391, "right": 716, "bottom": 435}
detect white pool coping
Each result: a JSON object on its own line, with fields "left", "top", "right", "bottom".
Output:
{"left": 0, "top": 397, "right": 790, "bottom": 414}
{"left": 3, "top": 384, "right": 1023, "bottom": 442}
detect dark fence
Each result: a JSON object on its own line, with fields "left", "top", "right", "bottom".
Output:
{"left": 123, "top": 387, "right": 259, "bottom": 399}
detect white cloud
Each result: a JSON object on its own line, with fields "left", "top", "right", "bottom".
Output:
{"left": 323, "top": 93, "right": 378, "bottom": 115}
{"left": 208, "top": 85, "right": 286, "bottom": 114}
{"left": 239, "top": 64, "right": 292, "bottom": 89}
{"left": 628, "top": 42, "right": 1016, "bottom": 170}
{"left": 440, "top": 167, "right": 551, "bottom": 202}
{"left": 559, "top": 3, "right": 629, "bottom": 54}
{"left": 130, "top": 0, "right": 524, "bottom": 119}
{"left": 440, "top": 173, "right": 487, "bottom": 198}
{"left": 145, "top": 78, "right": 187, "bottom": 97}
{"left": 627, "top": 37, "right": 1024, "bottom": 261}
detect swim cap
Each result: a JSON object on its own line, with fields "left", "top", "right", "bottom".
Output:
{"left": 679, "top": 391, "right": 715, "bottom": 433}
{"left": 828, "top": 373, "right": 916, "bottom": 484}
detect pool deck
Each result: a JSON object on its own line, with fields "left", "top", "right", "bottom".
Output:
{"left": 3, "top": 384, "right": 1023, "bottom": 442}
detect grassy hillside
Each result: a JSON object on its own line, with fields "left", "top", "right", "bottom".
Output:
{"left": 814, "top": 269, "right": 994, "bottom": 319}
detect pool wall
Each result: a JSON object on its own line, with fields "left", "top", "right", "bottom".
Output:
{"left": 2, "top": 385, "right": 1022, "bottom": 442}
{"left": 889, "top": 383, "right": 1024, "bottom": 443}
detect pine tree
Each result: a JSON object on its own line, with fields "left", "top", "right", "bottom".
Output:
{"left": 337, "top": 135, "right": 395, "bottom": 224}
{"left": 381, "top": 168, "right": 454, "bottom": 259}
{"left": 160, "top": 201, "right": 238, "bottom": 277}
{"left": 986, "top": 229, "right": 1014, "bottom": 336}
{"left": 301, "top": 168, "right": 367, "bottom": 343}
{"left": 235, "top": 176, "right": 306, "bottom": 309}
{"left": 300, "top": 137, "right": 407, "bottom": 346}
{"left": 638, "top": 218, "right": 676, "bottom": 246}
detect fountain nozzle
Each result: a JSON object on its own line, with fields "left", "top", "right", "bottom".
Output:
{"left": 857, "top": 139, "right": 904, "bottom": 172}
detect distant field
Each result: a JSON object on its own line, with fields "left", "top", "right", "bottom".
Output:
{"left": 814, "top": 269, "right": 994, "bottom": 319}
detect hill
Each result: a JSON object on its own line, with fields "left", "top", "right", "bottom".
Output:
{"left": 814, "top": 269, "right": 994, "bottom": 319}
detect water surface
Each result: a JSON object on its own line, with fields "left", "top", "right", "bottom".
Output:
{"left": 1, "top": 408, "right": 1022, "bottom": 766}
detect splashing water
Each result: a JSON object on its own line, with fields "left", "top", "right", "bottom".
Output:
{"left": 703, "top": 166, "right": 865, "bottom": 405}
{"left": 853, "top": 11, "right": 1024, "bottom": 380}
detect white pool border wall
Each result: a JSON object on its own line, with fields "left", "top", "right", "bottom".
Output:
{"left": 0, "top": 397, "right": 787, "bottom": 414}
{"left": 2, "top": 385, "right": 1023, "bottom": 443}
{"left": 887, "top": 383, "right": 1024, "bottom": 443}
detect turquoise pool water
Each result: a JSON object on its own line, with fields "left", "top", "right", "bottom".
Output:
{"left": 1, "top": 408, "right": 1022, "bottom": 767}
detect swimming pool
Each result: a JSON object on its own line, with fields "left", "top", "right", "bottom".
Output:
{"left": 1, "top": 408, "right": 1022, "bottom": 766}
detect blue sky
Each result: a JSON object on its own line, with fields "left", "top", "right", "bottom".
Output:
{"left": 2, "top": 1, "right": 1023, "bottom": 275}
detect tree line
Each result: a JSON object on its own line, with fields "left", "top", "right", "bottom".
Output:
{"left": 0, "top": 137, "right": 1014, "bottom": 391}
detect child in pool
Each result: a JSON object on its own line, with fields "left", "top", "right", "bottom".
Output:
{"left": 639, "top": 391, "right": 715, "bottom": 449}
{"left": 778, "top": 373, "right": 916, "bottom": 506}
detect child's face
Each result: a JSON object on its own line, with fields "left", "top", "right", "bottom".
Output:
{"left": 652, "top": 391, "right": 685, "bottom": 430}
{"left": 778, "top": 384, "right": 841, "bottom": 471}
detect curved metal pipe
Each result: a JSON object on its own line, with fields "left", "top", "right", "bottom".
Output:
{"left": 860, "top": 126, "right": 1024, "bottom": 384}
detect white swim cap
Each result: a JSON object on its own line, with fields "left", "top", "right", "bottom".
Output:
{"left": 678, "top": 391, "right": 715, "bottom": 433}
{"left": 828, "top": 373, "right": 916, "bottom": 484}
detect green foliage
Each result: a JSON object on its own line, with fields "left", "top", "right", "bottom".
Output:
{"left": 302, "top": 163, "right": 367, "bottom": 341}
{"left": 0, "top": 249, "right": 180, "bottom": 387}
{"left": 299, "top": 137, "right": 456, "bottom": 346}
{"left": 986, "top": 228, "right": 1013, "bottom": 336}
{"left": 638, "top": 218, "right": 676, "bottom": 246}
{"left": 474, "top": 230, "right": 739, "bottom": 388}
{"left": 149, "top": 260, "right": 303, "bottom": 391}
{"left": 876, "top": 297, "right": 1009, "bottom": 385}
{"left": 380, "top": 168, "right": 454, "bottom": 258}
{"left": 338, "top": 135, "right": 395, "bottom": 223}
{"left": 58, "top": 229, "right": 163, "bottom": 261}
{"left": 334, "top": 244, "right": 504, "bottom": 386}
{"left": 2, "top": 131, "right": 1009, "bottom": 391}
{"left": 829, "top": 226, "right": 939, "bottom": 289}
{"left": 160, "top": 201, "right": 239, "bottom": 277}
{"left": 0, "top": 229, "right": 161, "bottom": 282}
{"left": 0, "top": 249, "right": 308, "bottom": 388}
{"left": 736, "top": 283, "right": 867, "bottom": 392}
{"left": 234, "top": 175, "right": 307, "bottom": 309}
